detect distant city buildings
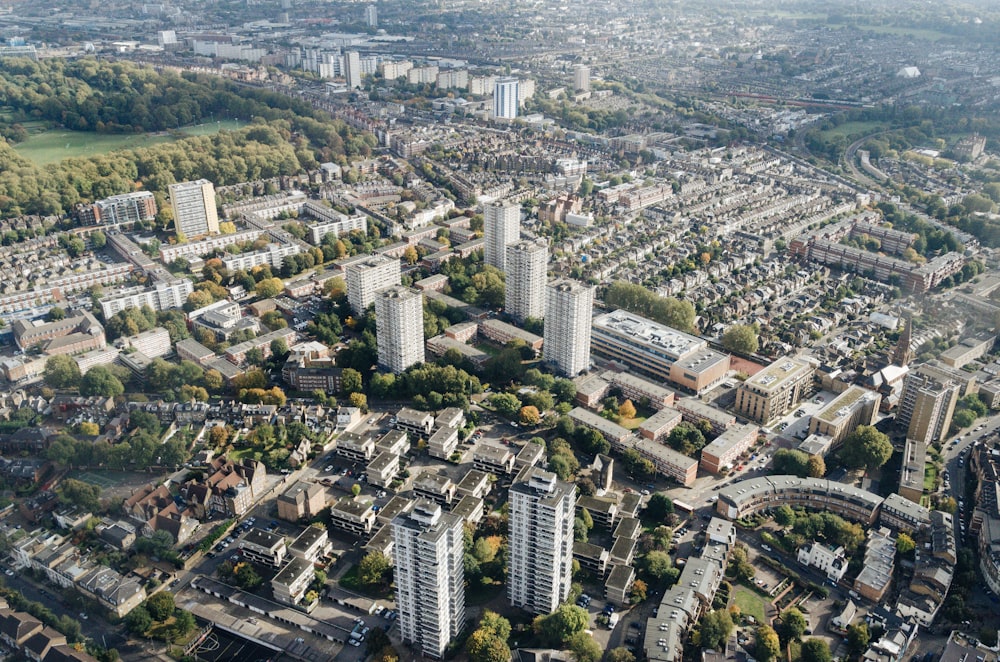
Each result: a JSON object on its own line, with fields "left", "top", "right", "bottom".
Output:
{"left": 375, "top": 286, "right": 425, "bottom": 374}
{"left": 345, "top": 51, "right": 362, "bottom": 89}
{"left": 504, "top": 238, "right": 547, "bottom": 323}
{"left": 543, "top": 279, "right": 593, "bottom": 377}
{"left": 364, "top": 4, "right": 378, "bottom": 28}
{"left": 392, "top": 500, "right": 465, "bottom": 659}
{"left": 169, "top": 179, "right": 219, "bottom": 239}
{"left": 573, "top": 64, "right": 590, "bottom": 92}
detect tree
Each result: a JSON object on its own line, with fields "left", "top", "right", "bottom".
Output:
{"left": 75, "top": 421, "right": 100, "bottom": 436}
{"left": 756, "top": 625, "right": 781, "bottom": 662}
{"left": 173, "top": 610, "right": 195, "bottom": 637}
{"left": 774, "top": 505, "right": 796, "bottom": 528}
{"left": 896, "top": 532, "right": 916, "bottom": 554}
{"left": 847, "top": 623, "right": 870, "bottom": 655}
{"left": 349, "top": 392, "right": 368, "bottom": 411}
{"left": 646, "top": 493, "right": 674, "bottom": 521}
{"left": 125, "top": 606, "right": 152, "bottom": 635}
{"left": 46, "top": 306, "right": 66, "bottom": 321}
{"left": 351, "top": 484, "right": 362, "bottom": 497}
{"left": 209, "top": 425, "right": 231, "bottom": 447}
{"left": 574, "top": 518, "right": 589, "bottom": 542}
{"left": 58, "top": 478, "right": 102, "bottom": 511}
{"left": 358, "top": 551, "right": 391, "bottom": 587}
{"left": 618, "top": 399, "right": 637, "bottom": 419}
{"left": 721, "top": 324, "right": 760, "bottom": 355}
{"left": 90, "top": 230, "right": 107, "bottom": 249}
{"left": 145, "top": 592, "right": 175, "bottom": 621}
{"left": 953, "top": 409, "right": 976, "bottom": 429}
{"left": 629, "top": 578, "right": 648, "bottom": 604}
{"left": 567, "top": 631, "right": 602, "bottom": 662}
{"left": 519, "top": 405, "right": 541, "bottom": 426}
{"left": 467, "top": 629, "right": 510, "bottom": 662}
{"left": 490, "top": 393, "right": 522, "bottom": 416}
{"left": 699, "top": 609, "right": 735, "bottom": 650}
{"left": 534, "top": 604, "right": 588, "bottom": 646}
{"left": 839, "top": 426, "right": 892, "bottom": 471}
{"left": 801, "top": 639, "right": 832, "bottom": 662}
{"left": 773, "top": 448, "right": 810, "bottom": 477}
{"left": 608, "top": 649, "right": 636, "bottom": 662}
{"left": 44, "top": 355, "right": 81, "bottom": 389}
{"left": 806, "top": 454, "right": 826, "bottom": 478}
{"left": 641, "top": 550, "right": 673, "bottom": 580}
{"left": 478, "top": 610, "right": 511, "bottom": 642}
{"left": 341, "top": 368, "right": 363, "bottom": 395}
{"left": 780, "top": 608, "right": 807, "bottom": 642}
{"left": 255, "top": 277, "right": 284, "bottom": 298}
{"left": 80, "top": 366, "right": 124, "bottom": 397}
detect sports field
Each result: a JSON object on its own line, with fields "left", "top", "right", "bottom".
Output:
{"left": 13, "top": 119, "right": 244, "bottom": 166}
{"left": 190, "top": 627, "right": 282, "bottom": 662}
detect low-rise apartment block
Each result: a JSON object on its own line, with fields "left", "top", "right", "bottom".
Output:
{"left": 699, "top": 423, "right": 760, "bottom": 474}
{"left": 735, "top": 356, "right": 816, "bottom": 424}
{"left": 329, "top": 498, "right": 377, "bottom": 537}
{"left": 808, "top": 386, "right": 880, "bottom": 443}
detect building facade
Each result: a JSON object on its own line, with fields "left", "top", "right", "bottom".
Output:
{"left": 504, "top": 238, "right": 548, "bottom": 323}
{"left": 493, "top": 76, "right": 519, "bottom": 119}
{"left": 543, "top": 279, "right": 594, "bottom": 377}
{"left": 734, "top": 356, "right": 815, "bottom": 424}
{"left": 508, "top": 468, "right": 576, "bottom": 615}
{"left": 375, "top": 286, "right": 425, "bottom": 374}
{"left": 169, "top": 179, "right": 219, "bottom": 239}
{"left": 392, "top": 501, "right": 466, "bottom": 660}
{"left": 345, "top": 254, "right": 402, "bottom": 314}
{"left": 897, "top": 372, "right": 960, "bottom": 444}
{"left": 484, "top": 201, "right": 520, "bottom": 271}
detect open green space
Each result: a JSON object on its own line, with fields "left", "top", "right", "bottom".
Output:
{"left": 817, "top": 121, "right": 887, "bottom": 141}
{"left": 72, "top": 471, "right": 119, "bottom": 489}
{"left": 13, "top": 119, "right": 245, "bottom": 166}
{"left": 853, "top": 24, "right": 952, "bottom": 41}
{"left": 924, "top": 463, "right": 938, "bottom": 492}
{"left": 732, "top": 584, "right": 769, "bottom": 625}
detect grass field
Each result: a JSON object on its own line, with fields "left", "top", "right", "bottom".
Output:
{"left": 817, "top": 121, "right": 887, "bottom": 140}
{"left": 853, "top": 24, "right": 951, "bottom": 41}
{"left": 732, "top": 585, "right": 769, "bottom": 625}
{"left": 72, "top": 471, "right": 119, "bottom": 488}
{"left": 924, "top": 463, "right": 938, "bottom": 492}
{"left": 13, "top": 119, "right": 245, "bottom": 166}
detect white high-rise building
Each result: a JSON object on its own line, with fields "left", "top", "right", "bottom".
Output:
{"left": 493, "top": 76, "right": 519, "bottom": 119}
{"left": 345, "top": 254, "right": 401, "bottom": 314}
{"left": 543, "top": 279, "right": 594, "bottom": 377}
{"left": 375, "top": 286, "right": 425, "bottom": 374}
{"left": 364, "top": 4, "right": 377, "bottom": 27}
{"left": 392, "top": 500, "right": 465, "bottom": 660}
{"left": 484, "top": 201, "right": 520, "bottom": 271}
{"left": 505, "top": 238, "right": 548, "bottom": 323}
{"left": 345, "top": 50, "right": 362, "bottom": 89}
{"left": 573, "top": 64, "right": 590, "bottom": 92}
{"left": 508, "top": 468, "right": 575, "bottom": 615}
{"left": 169, "top": 179, "right": 219, "bottom": 239}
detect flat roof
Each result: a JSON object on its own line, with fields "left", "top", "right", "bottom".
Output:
{"left": 592, "top": 309, "right": 705, "bottom": 361}
{"left": 701, "top": 423, "right": 758, "bottom": 456}
{"left": 814, "top": 386, "right": 876, "bottom": 423}
{"left": 742, "top": 356, "right": 813, "bottom": 393}
{"left": 569, "top": 407, "right": 632, "bottom": 441}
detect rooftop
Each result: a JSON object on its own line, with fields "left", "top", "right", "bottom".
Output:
{"left": 815, "top": 386, "right": 877, "bottom": 423}
{"left": 592, "top": 309, "right": 705, "bottom": 360}
{"left": 743, "top": 356, "right": 814, "bottom": 393}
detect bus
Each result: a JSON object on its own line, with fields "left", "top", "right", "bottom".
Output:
{"left": 673, "top": 500, "right": 696, "bottom": 516}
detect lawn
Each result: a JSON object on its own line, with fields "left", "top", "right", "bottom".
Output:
{"left": 817, "top": 121, "right": 887, "bottom": 140}
{"left": 618, "top": 416, "right": 647, "bottom": 430}
{"left": 924, "top": 463, "right": 938, "bottom": 492}
{"left": 13, "top": 119, "right": 244, "bottom": 165}
{"left": 732, "top": 585, "right": 769, "bottom": 625}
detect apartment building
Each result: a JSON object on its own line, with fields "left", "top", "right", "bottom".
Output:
{"left": 392, "top": 500, "right": 466, "bottom": 659}
{"left": 169, "top": 179, "right": 219, "bottom": 239}
{"left": 544, "top": 279, "right": 593, "bottom": 377}
{"left": 77, "top": 191, "right": 157, "bottom": 226}
{"left": 508, "top": 468, "right": 576, "bottom": 615}
{"left": 345, "top": 254, "right": 401, "bottom": 314}
{"left": 699, "top": 423, "right": 760, "bottom": 474}
{"left": 375, "top": 286, "right": 425, "bottom": 374}
{"left": 808, "top": 386, "right": 881, "bottom": 443}
{"left": 100, "top": 279, "right": 194, "bottom": 318}
{"left": 734, "top": 356, "right": 816, "bottom": 424}
{"left": 504, "top": 238, "right": 548, "bottom": 323}
{"left": 896, "top": 371, "right": 960, "bottom": 445}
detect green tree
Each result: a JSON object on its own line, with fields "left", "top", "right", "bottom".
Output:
{"left": 57, "top": 478, "right": 102, "bottom": 512}
{"left": 839, "top": 426, "right": 893, "bottom": 471}
{"left": 774, "top": 505, "right": 796, "bottom": 528}
{"left": 358, "top": 551, "right": 391, "bottom": 587}
{"left": 756, "top": 625, "right": 781, "bottom": 662}
{"left": 90, "top": 231, "right": 107, "bottom": 249}
{"left": 953, "top": 409, "right": 976, "bottom": 429}
{"left": 173, "top": 610, "right": 195, "bottom": 637}
{"left": 801, "top": 638, "right": 832, "bottom": 662}
{"left": 567, "top": 630, "right": 602, "bottom": 662}
{"left": 519, "top": 405, "right": 541, "bottom": 426}
{"left": 773, "top": 448, "right": 810, "bottom": 477}
{"left": 847, "top": 623, "right": 870, "bottom": 655}
{"left": 780, "top": 608, "right": 807, "bottom": 642}
{"left": 721, "top": 324, "right": 760, "bottom": 355}
{"left": 125, "top": 606, "right": 152, "bottom": 635}
{"left": 608, "top": 649, "right": 636, "bottom": 662}
{"left": 806, "top": 454, "right": 826, "bottom": 478}
{"left": 44, "top": 355, "right": 81, "bottom": 389}
{"left": 699, "top": 609, "right": 735, "bottom": 650}
{"left": 490, "top": 392, "right": 522, "bottom": 416}
{"left": 255, "top": 277, "right": 284, "bottom": 298}
{"left": 145, "top": 592, "right": 175, "bottom": 621}
{"left": 341, "top": 368, "right": 363, "bottom": 395}
{"left": 351, "top": 484, "right": 362, "bottom": 497}
{"left": 80, "top": 366, "right": 124, "bottom": 397}
{"left": 646, "top": 493, "right": 675, "bottom": 521}
{"left": 534, "top": 604, "right": 588, "bottom": 646}
{"left": 896, "top": 532, "right": 916, "bottom": 554}
{"left": 641, "top": 550, "right": 673, "bottom": 580}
